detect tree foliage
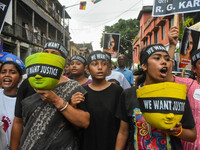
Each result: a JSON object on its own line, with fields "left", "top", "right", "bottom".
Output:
{"left": 101, "top": 18, "right": 139, "bottom": 67}
{"left": 179, "top": 16, "right": 194, "bottom": 39}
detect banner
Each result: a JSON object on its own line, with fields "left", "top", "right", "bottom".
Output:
{"left": 179, "top": 27, "right": 200, "bottom": 70}
{"left": 152, "top": 0, "right": 200, "bottom": 17}
{"left": 0, "top": 0, "right": 11, "bottom": 33}
{"left": 5, "top": 0, "right": 12, "bottom": 25}
{"left": 91, "top": 0, "right": 101, "bottom": 4}
{"left": 103, "top": 33, "right": 120, "bottom": 58}
{"left": 80, "top": 1, "right": 86, "bottom": 10}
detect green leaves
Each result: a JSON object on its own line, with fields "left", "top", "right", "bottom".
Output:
{"left": 179, "top": 16, "right": 194, "bottom": 39}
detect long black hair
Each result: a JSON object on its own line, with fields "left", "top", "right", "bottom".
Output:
{"left": 133, "top": 50, "right": 148, "bottom": 86}
{"left": 133, "top": 67, "right": 146, "bottom": 86}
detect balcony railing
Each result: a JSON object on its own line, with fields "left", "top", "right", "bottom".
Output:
{"left": 2, "top": 22, "right": 66, "bottom": 47}
{"left": 2, "top": 23, "right": 48, "bottom": 46}
{"left": 34, "top": 0, "right": 61, "bottom": 23}
{"left": 35, "top": 0, "right": 46, "bottom": 10}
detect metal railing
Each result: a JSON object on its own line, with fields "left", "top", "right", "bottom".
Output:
{"left": 34, "top": 0, "right": 61, "bottom": 23}
{"left": 2, "top": 23, "right": 47, "bottom": 46}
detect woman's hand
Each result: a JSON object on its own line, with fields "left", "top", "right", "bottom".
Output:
{"left": 168, "top": 26, "right": 179, "bottom": 46}
{"left": 164, "top": 122, "right": 182, "bottom": 136}
{"left": 36, "top": 90, "right": 59, "bottom": 104}
{"left": 70, "top": 92, "right": 85, "bottom": 108}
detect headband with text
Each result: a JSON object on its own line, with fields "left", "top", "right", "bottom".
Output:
{"left": 70, "top": 55, "right": 87, "bottom": 66}
{"left": 190, "top": 49, "right": 200, "bottom": 66}
{"left": 44, "top": 41, "right": 68, "bottom": 59}
{"left": 87, "top": 51, "right": 107, "bottom": 65}
{"left": 140, "top": 44, "right": 168, "bottom": 65}
{"left": 26, "top": 64, "right": 63, "bottom": 79}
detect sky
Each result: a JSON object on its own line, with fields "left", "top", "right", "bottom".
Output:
{"left": 58, "top": 0, "right": 154, "bottom": 50}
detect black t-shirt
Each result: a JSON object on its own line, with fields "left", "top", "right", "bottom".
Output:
{"left": 15, "top": 79, "right": 36, "bottom": 118}
{"left": 116, "top": 86, "right": 195, "bottom": 150}
{"left": 80, "top": 83, "right": 123, "bottom": 150}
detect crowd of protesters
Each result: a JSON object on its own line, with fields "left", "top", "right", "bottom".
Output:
{"left": 0, "top": 26, "right": 199, "bottom": 150}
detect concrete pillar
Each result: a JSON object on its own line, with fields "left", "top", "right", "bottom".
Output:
{"left": 16, "top": 40, "right": 20, "bottom": 58}
{"left": 62, "top": 6, "right": 65, "bottom": 46}
{"left": 14, "top": 0, "right": 17, "bottom": 34}
{"left": 46, "top": 23, "right": 49, "bottom": 40}
{"left": 55, "top": 29, "right": 57, "bottom": 41}
{"left": 32, "top": 11, "right": 35, "bottom": 42}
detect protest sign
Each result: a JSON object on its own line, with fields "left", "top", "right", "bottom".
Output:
{"left": 0, "top": 0, "right": 11, "bottom": 33}
{"left": 103, "top": 33, "right": 120, "bottom": 58}
{"left": 179, "top": 27, "right": 200, "bottom": 70}
{"left": 152, "top": 0, "right": 200, "bottom": 17}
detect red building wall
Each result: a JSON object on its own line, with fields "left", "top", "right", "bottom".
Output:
{"left": 133, "top": 6, "right": 181, "bottom": 66}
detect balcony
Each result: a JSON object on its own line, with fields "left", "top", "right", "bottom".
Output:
{"left": 2, "top": 23, "right": 48, "bottom": 46}
{"left": 33, "top": 0, "right": 61, "bottom": 23}
{"left": 35, "top": 0, "right": 46, "bottom": 10}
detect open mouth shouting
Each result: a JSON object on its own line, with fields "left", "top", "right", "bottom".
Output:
{"left": 160, "top": 67, "right": 168, "bottom": 78}
{"left": 2, "top": 78, "right": 12, "bottom": 85}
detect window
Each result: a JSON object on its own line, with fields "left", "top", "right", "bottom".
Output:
{"left": 133, "top": 48, "right": 137, "bottom": 57}
{"left": 169, "top": 18, "right": 174, "bottom": 28}
{"left": 146, "top": 39, "right": 148, "bottom": 46}
{"left": 154, "top": 31, "right": 159, "bottom": 43}
{"left": 138, "top": 46, "right": 140, "bottom": 54}
{"left": 162, "top": 25, "right": 165, "bottom": 40}
{"left": 150, "top": 35, "right": 152, "bottom": 44}
{"left": 135, "top": 48, "right": 137, "bottom": 57}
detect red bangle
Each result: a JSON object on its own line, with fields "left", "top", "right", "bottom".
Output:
{"left": 59, "top": 102, "right": 69, "bottom": 112}
{"left": 58, "top": 101, "right": 66, "bottom": 110}
{"left": 174, "top": 125, "right": 182, "bottom": 137}
{"left": 53, "top": 97, "right": 61, "bottom": 105}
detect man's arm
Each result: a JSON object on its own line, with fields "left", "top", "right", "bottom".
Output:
{"left": 115, "top": 120, "right": 129, "bottom": 150}
{"left": 10, "top": 117, "right": 23, "bottom": 150}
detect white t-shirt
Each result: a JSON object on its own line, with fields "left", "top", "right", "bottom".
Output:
{"left": 0, "top": 120, "right": 6, "bottom": 150}
{"left": 89, "top": 70, "right": 131, "bottom": 89}
{"left": 0, "top": 89, "right": 16, "bottom": 150}
{"left": 106, "top": 71, "right": 131, "bottom": 89}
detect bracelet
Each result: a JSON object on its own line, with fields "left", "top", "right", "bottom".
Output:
{"left": 53, "top": 97, "right": 61, "bottom": 105}
{"left": 174, "top": 125, "right": 182, "bottom": 137}
{"left": 58, "top": 101, "right": 66, "bottom": 110}
{"left": 59, "top": 102, "right": 69, "bottom": 112}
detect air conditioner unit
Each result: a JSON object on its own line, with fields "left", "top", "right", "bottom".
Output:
{"left": 3, "top": 25, "right": 13, "bottom": 34}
